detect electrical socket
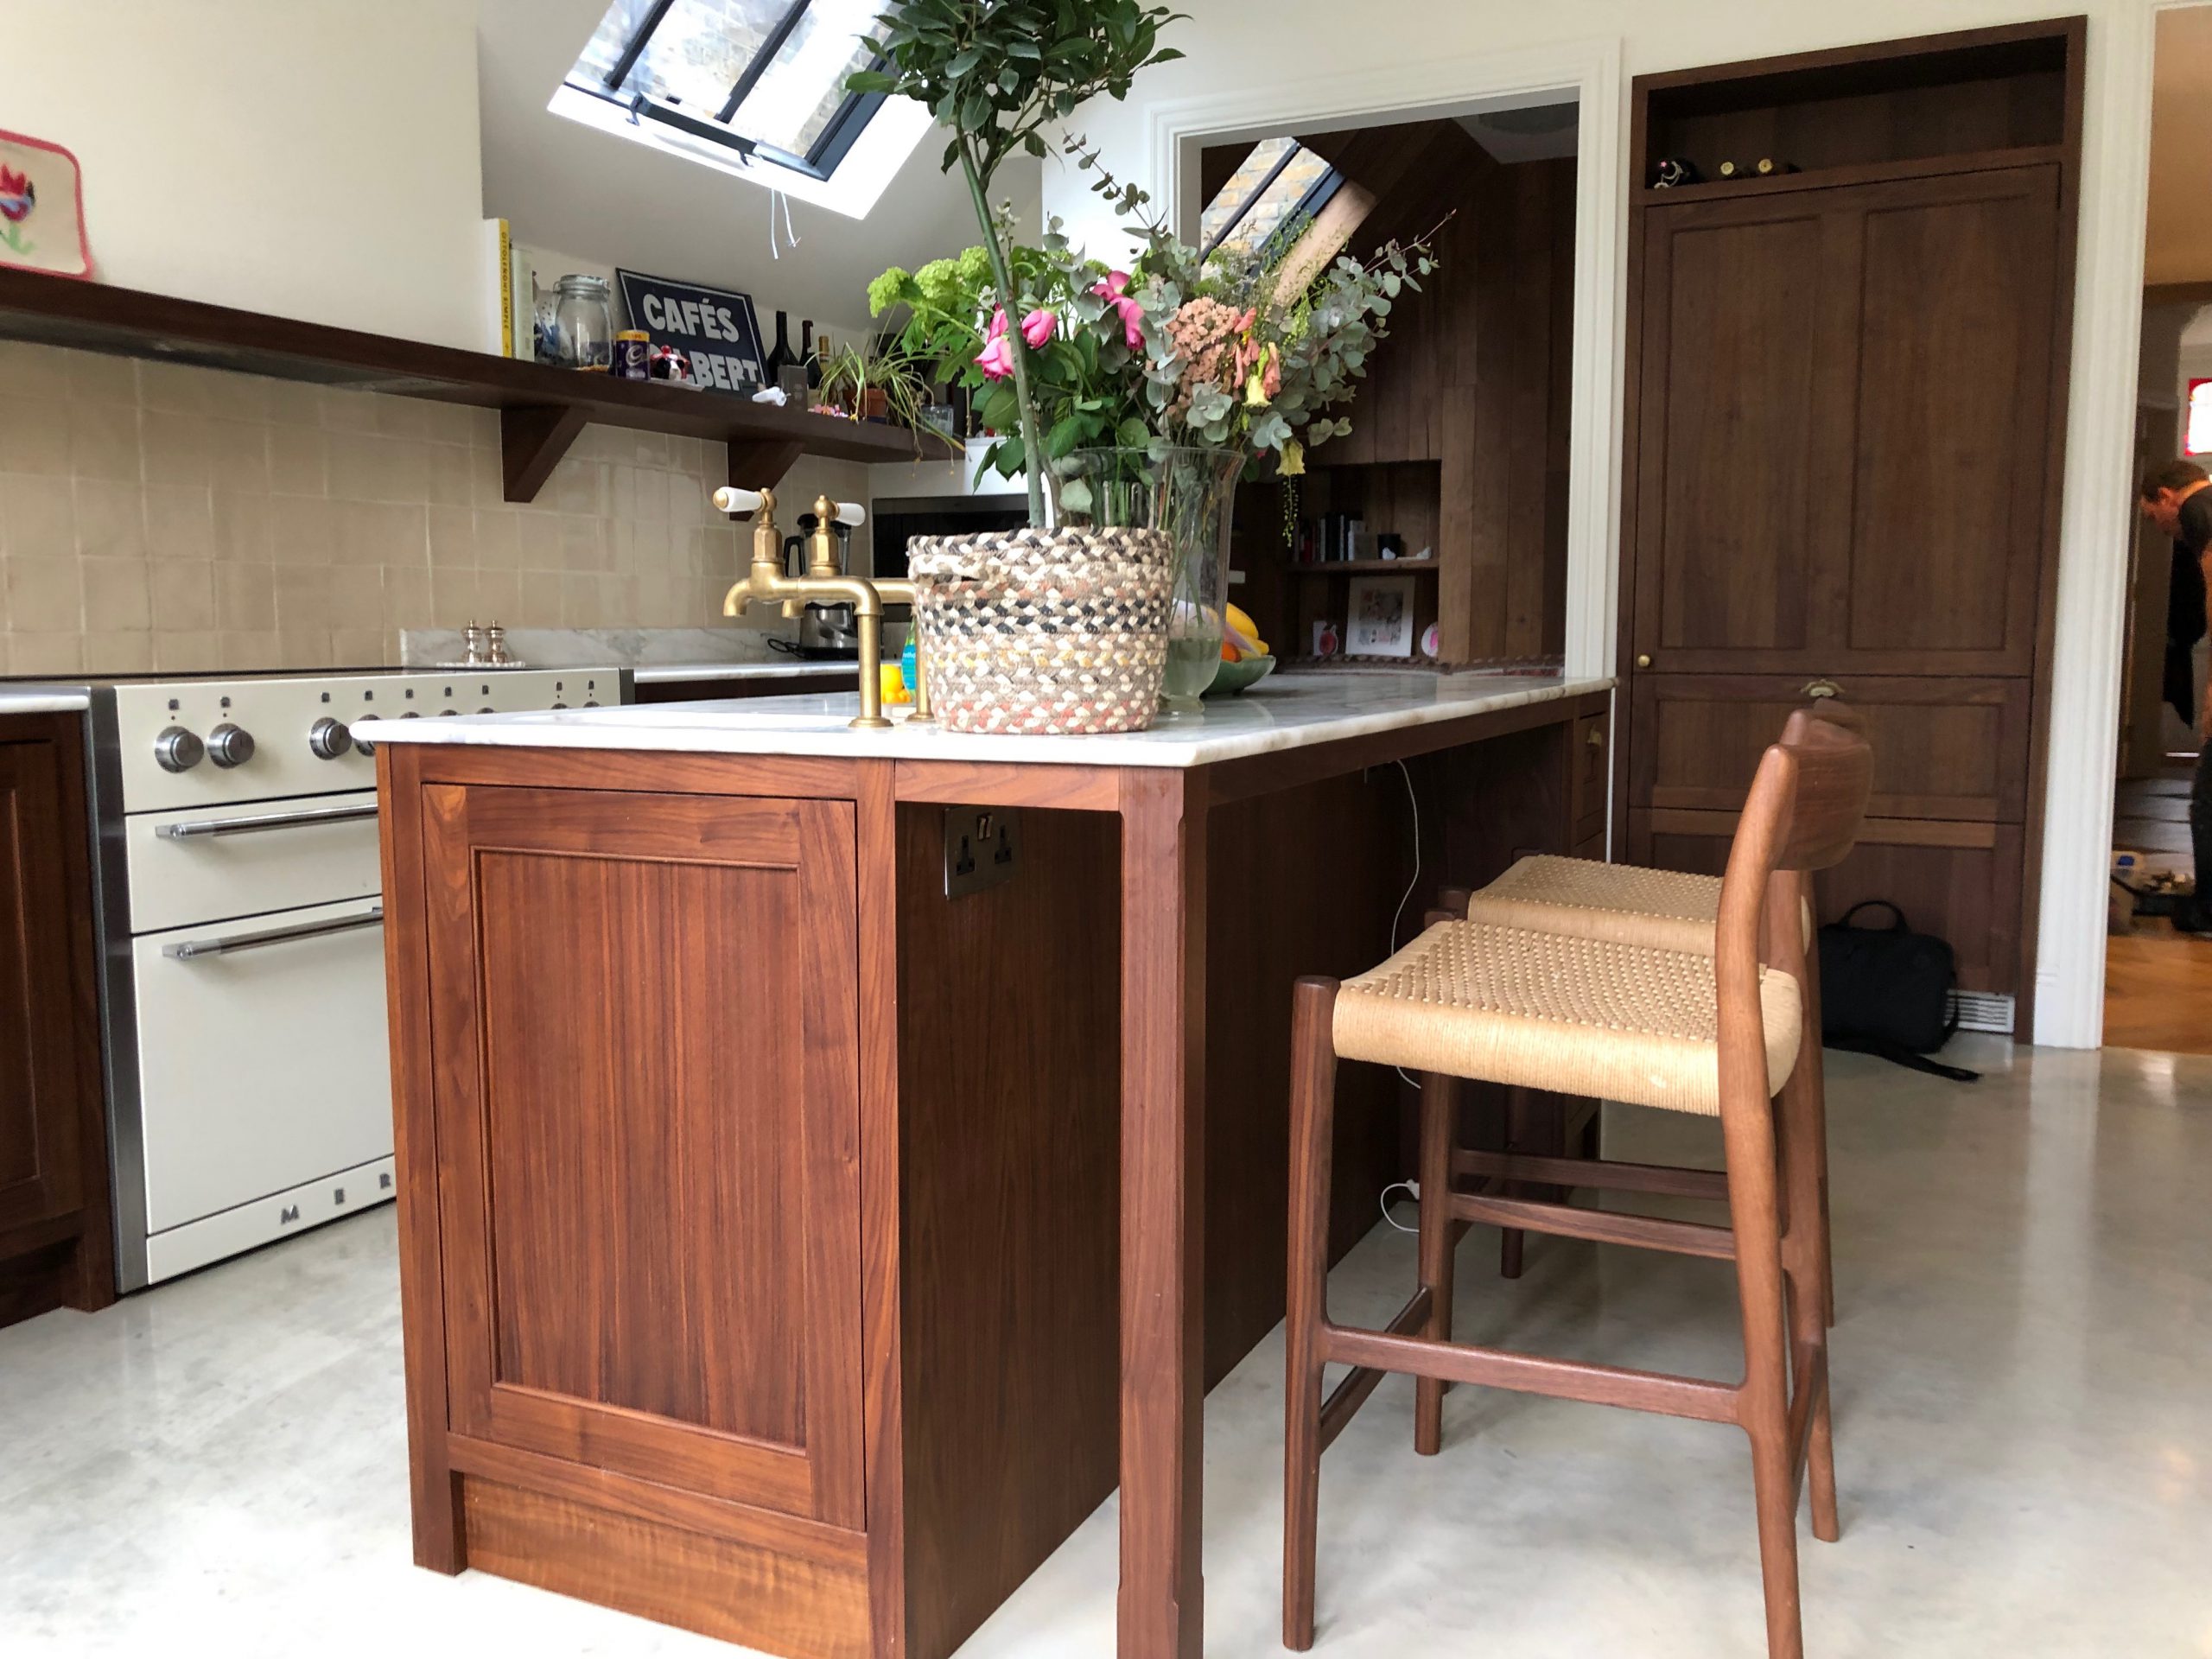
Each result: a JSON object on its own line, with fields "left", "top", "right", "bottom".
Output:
{"left": 944, "top": 805, "right": 1020, "bottom": 898}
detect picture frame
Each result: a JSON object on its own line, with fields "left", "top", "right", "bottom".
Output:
{"left": 1344, "top": 575, "right": 1416, "bottom": 658}
{"left": 0, "top": 129, "right": 92, "bottom": 280}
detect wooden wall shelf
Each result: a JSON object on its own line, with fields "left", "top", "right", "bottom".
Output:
{"left": 0, "top": 268, "right": 954, "bottom": 502}
{"left": 1637, "top": 143, "right": 2063, "bottom": 208}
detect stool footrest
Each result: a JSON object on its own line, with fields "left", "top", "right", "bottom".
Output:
{"left": 1321, "top": 1323, "right": 1740, "bottom": 1425}
{"left": 1452, "top": 1147, "right": 1730, "bottom": 1203}
{"left": 1449, "top": 1192, "right": 1738, "bottom": 1261}
{"left": 1318, "top": 1286, "right": 1433, "bottom": 1451}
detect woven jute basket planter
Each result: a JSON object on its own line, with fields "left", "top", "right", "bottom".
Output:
{"left": 906, "top": 526, "right": 1173, "bottom": 734}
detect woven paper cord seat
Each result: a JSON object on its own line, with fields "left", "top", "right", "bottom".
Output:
{"left": 1463, "top": 854, "right": 1812, "bottom": 955}
{"left": 1332, "top": 918, "right": 1801, "bottom": 1116}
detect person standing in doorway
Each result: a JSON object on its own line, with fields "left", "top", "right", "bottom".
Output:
{"left": 2139, "top": 459, "right": 2212, "bottom": 931}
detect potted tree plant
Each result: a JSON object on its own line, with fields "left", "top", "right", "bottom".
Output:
{"left": 849, "top": 1, "right": 1187, "bottom": 734}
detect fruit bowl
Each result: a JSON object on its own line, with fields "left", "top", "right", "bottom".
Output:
{"left": 1205, "top": 654, "right": 1276, "bottom": 696}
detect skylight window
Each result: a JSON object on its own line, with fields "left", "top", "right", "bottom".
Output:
{"left": 566, "top": 0, "right": 887, "bottom": 181}
{"left": 1201, "top": 138, "right": 1343, "bottom": 263}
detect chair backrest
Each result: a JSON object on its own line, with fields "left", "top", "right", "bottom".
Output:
{"left": 1710, "top": 710, "right": 1875, "bottom": 1103}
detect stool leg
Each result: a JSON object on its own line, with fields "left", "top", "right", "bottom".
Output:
{"left": 1499, "top": 1085, "right": 1530, "bottom": 1280}
{"left": 1414, "top": 1069, "right": 1456, "bottom": 1456}
{"left": 1722, "top": 1086, "right": 1805, "bottom": 1659}
{"left": 1778, "top": 1054, "right": 1840, "bottom": 1545}
{"left": 1284, "top": 977, "right": 1339, "bottom": 1651}
{"left": 1801, "top": 945, "right": 1836, "bottom": 1329}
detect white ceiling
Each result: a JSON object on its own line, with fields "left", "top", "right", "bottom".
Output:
{"left": 2149, "top": 5, "right": 2212, "bottom": 289}
{"left": 474, "top": 0, "right": 1039, "bottom": 334}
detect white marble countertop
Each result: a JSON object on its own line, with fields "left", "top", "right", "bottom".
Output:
{"left": 631, "top": 660, "right": 858, "bottom": 684}
{"left": 0, "top": 685, "right": 92, "bottom": 714}
{"left": 367, "top": 671, "right": 1611, "bottom": 769}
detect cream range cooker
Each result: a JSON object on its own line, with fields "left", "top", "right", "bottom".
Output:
{"left": 86, "top": 666, "right": 630, "bottom": 1289}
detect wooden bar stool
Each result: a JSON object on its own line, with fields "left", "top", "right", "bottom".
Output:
{"left": 1447, "top": 701, "right": 1857, "bottom": 1317}
{"left": 1284, "top": 717, "right": 1872, "bottom": 1659}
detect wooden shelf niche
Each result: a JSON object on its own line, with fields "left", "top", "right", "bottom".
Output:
{"left": 1227, "top": 116, "right": 1575, "bottom": 671}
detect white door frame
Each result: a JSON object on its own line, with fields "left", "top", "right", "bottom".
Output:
{"left": 1139, "top": 35, "right": 1626, "bottom": 681}
{"left": 1137, "top": 16, "right": 2170, "bottom": 1049}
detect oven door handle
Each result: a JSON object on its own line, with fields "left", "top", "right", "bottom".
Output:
{"left": 162, "top": 906, "right": 385, "bottom": 961}
{"left": 156, "top": 802, "right": 380, "bottom": 840}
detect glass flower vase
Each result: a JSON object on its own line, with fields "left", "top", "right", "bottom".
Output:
{"left": 1061, "top": 446, "right": 1244, "bottom": 712}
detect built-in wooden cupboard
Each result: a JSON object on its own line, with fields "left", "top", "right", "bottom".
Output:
{"left": 1617, "top": 20, "right": 2084, "bottom": 1021}
{"left": 0, "top": 710, "right": 112, "bottom": 1328}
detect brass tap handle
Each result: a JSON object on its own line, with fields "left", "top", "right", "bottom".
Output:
{"left": 1802, "top": 678, "right": 1843, "bottom": 701}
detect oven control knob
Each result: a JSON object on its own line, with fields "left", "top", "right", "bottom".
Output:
{"left": 206, "top": 723, "right": 256, "bottom": 769}
{"left": 352, "top": 714, "right": 381, "bottom": 757}
{"left": 308, "top": 716, "right": 352, "bottom": 760}
{"left": 153, "top": 726, "right": 205, "bottom": 773}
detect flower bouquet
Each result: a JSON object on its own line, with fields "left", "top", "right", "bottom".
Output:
{"left": 853, "top": 0, "right": 1435, "bottom": 727}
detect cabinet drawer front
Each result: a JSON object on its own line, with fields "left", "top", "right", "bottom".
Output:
{"left": 1633, "top": 810, "right": 2024, "bottom": 995}
{"left": 1630, "top": 674, "right": 2031, "bottom": 822}
{"left": 125, "top": 791, "right": 379, "bottom": 934}
{"left": 423, "top": 785, "right": 864, "bottom": 1529}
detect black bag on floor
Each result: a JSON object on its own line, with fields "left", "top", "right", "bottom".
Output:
{"left": 1815, "top": 901, "right": 1979, "bottom": 1082}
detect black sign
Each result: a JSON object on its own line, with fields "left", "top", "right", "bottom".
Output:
{"left": 617, "top": 269, "right": 768, "bottom": 394}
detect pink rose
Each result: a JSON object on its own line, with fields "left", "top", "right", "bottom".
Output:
{"left": 1091, "top": 270, "right": 1147, "bottom": 350}
{"left": 975, "top": 333, "right": 1015, "bottom": 380}
{"left": 1021, "top": 307, "right": 1057, "bottom": 348}
{"left": 987, "top": 305, "right": 1009, "bottom": 340}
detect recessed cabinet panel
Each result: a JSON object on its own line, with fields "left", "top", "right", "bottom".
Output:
{"left": 1632, "top": 674, "right": 2031, "bottom": 823}
{"left": 425, "top": 785, "right": 864, "bottom": 1529}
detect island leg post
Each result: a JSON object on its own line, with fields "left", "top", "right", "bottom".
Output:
{"left": 1116, "top": 768, "right": 1208, "bottom": 1659}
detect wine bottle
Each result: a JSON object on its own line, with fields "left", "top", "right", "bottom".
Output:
{"left": 800, "top": 321, "right": 819, "bottom": 391}
{"left": 763, "top": 310, "right": 794, "bottom": 384}
{"left": 1754, "top": 157, "right": 1798, "bottom": 176}
{"left": 1716, "top": 159, "right": 1745, "bottom": 179}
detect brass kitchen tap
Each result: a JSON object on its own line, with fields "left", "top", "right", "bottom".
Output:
{"left": 715, "top": 486, "right": 891, "bottom": 729}
{"left": 798, "top": 494, "right": 932, "bottom": 723}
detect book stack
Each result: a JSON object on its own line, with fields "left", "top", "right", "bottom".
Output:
{"left": 1296, "top": 512, "right": 1365, "bottom": 564}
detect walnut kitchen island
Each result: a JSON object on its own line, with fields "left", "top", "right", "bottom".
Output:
{"left": 372, "top": 670, "right": 1611, "bottom": 1659}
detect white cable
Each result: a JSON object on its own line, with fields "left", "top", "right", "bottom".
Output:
{"left": 1385, "top": 759, "right": 1424, "bottom": 1090}
{"left": 1379, "top": 1179, "right": 1419, "bottom": 1234}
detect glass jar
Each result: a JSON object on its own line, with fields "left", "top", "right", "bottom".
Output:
{"left": 552, "top": 275, "right": 614, "bottom": 372}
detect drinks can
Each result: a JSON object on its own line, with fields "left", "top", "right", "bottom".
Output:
{"left": 614, "top": 330, "right": 651, "bottom": 380}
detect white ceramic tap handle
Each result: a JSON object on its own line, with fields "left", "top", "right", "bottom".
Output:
{"left": 712, "top": 486, "right": 765, "bottom": 517}
{"left": 829, "top": 499, "right": 867, "bottom": 528}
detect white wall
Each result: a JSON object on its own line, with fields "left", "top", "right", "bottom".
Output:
{"left": 8, "top": 0, "right": 486, "bottom": 350}
{"left": 1048, "top": 0, "right": 2164, "bottom": 1048}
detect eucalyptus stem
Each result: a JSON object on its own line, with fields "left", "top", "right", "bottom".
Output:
{"left": 958, "top": 141, "right": 1048, "bottom": 526}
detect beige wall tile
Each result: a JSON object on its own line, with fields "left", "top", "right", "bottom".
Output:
{"left": 270, "top": 494, "right": 334, "bottom": 565}
{"left": 206, "top": 418, "right": 271, "bottom": 494}
{"left": 329, "top": 628, "right": 389, "bottom": 665}
{"left": 475, "top": 569, "right": 522, "bottom": 622}
{"left": 560, "top": 516, "right": 606, "bottom": 572}
{"left": 80, "top": 632, "right": 155, "bottom": 674}
{"left": 0, "top": 341, "right": 72, "bottom": 400}
{"left": 426, "top": 442, "right": 474, "bottom": 508}
{"left": 280, "top": 629, "right": 335, "bottom": 668}
{"left": 66, "top": 399, "right": 141, "bottom": 481}
{"left": 213, "top": 489, "right": 275, "bottom": 563}
{"left": 429, "top": 565, "right": 481, "bottom": 623}
{"left": 334, "top": 501, "right": 427, "bottom": 568}
{"left": 328, "top": 434, "right": 429, "bottom": 504}
{"left": 65, "top": 351, "right": 138, "bottom": 405}
{"left": 143, "top": 485, "right": 216, "bottom": 561}
{"left": 218, "top": 631, "right": 283, "bottom": 669}
{"left": 75, "top": 480, "right": 146, "bottom": 560}
{"left": 320, "top": 389, "right": 383, "bottom": 435}
{"left": 419, "top": 403, "right": 478, "bottom": 446}
{"left": 426, "top": 505, "right": 474, "bottom": 568}
{"left": 559, "top": 572, "right": 597, "bottom": 625}
{"left": 150, "top": 560, "right": 217, "bottom": 632}
{"left": 214, "top": 562, "right": 277, "bottom": 631}
{"left": 82, "top": 558, "right": 153, "bottom": 631}
{"left": 268, "top": 423, "right": 328, "bottom": 494}
{"left": 369, "top": 397, "right": 432, "bottom": 441}
{"left": 140, "top": 410, "right": 214, "bottom": 487}
{"left": 382, "top": 564, "right": 434, "bottom": 630}
{"left": 474, "top": 508, "right": 522, "bottom": 569}
{"left": 151, "top": 631, "right": 223, "bottom": 672}
{"left": 4, "top": 475, "right": 74, "bottom": 560}
{"left": 1, "top": 396, "right": 72, "bottom": 474}
{"left": 10, "top": 632, "right": 84, "bottom": 674}
{"left": 263, "top": 380, "right": 324, "bottom": 429}
{"left": 7, "top": 558, "right": 81, "bottom": 632}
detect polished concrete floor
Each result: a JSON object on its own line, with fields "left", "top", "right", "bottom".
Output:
{"left": 3, "top": 1039, "right": 2208, "bottom": 1656}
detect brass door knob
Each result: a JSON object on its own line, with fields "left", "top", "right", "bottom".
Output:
{"left": 1634, "top": 653, "right": 1652, "bottom": 669}
{"left": 1802, "top": 678, "right": 1843, "bottom": 700}
{"left": 1586, "top": 726, "right": 1605, "bottom": 748}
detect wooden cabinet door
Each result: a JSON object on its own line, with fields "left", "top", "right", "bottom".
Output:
{"left": 1630, "top": 164, "right": 2060, "bottom": 676}
{"left": 0, "top": 726, "right": 87, "bottom": 1237}
{"left": 423, "top": 785, "right": 865, "bottom": 1528}
{"left": 1812, "top": 165, "right": 2060, "bottom": 675}
{"left": 1630, "top": 673, "right": 2032, "bottom": 823}
{"left": 1630, "top": 194, "right": 1843, "bottom": 672}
